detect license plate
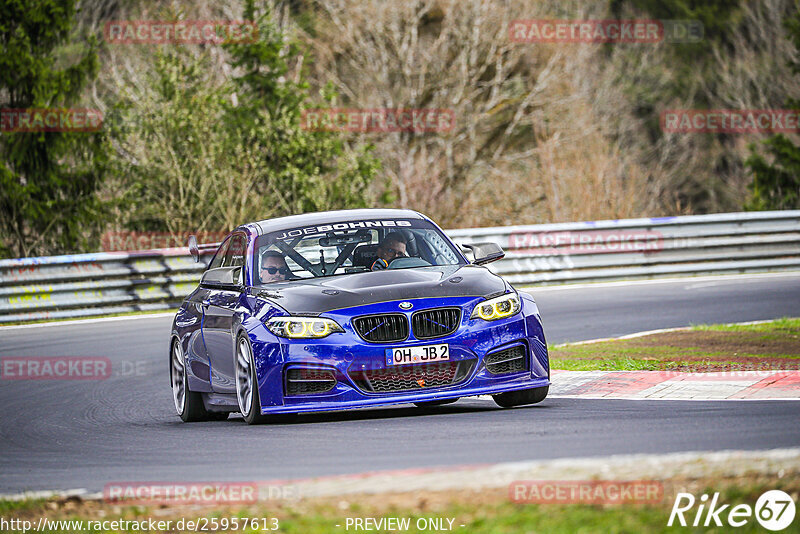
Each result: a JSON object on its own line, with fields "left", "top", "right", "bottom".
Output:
{"left": 385, "top": 344, "right": 449, "bottom": 366}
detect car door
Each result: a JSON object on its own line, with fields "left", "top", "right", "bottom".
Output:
{"left": 202, "top": 233, "right": 246, "bottom": 394}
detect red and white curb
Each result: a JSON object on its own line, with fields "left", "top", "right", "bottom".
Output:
{"left": 550, "top": 370, "right": 800, "bottom": 400}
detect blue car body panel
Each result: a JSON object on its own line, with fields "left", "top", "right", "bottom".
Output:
{"left": 171, "top": 209, "right": 550, "bottom": 416}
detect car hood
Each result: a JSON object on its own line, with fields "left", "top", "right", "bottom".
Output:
{"left": 250, "top": 264, "right": 507, "bottom": 314}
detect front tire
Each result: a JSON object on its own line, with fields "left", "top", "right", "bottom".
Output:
{"left": 236, "top": 333, "right": 269, "bottom": 425}
{"left": 171, "top": 338, "right": 222, "bottom": 422}
{"left": 493, "top": 385, "right": 548, "bottom": 408}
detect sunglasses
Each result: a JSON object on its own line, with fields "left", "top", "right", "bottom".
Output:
{"left": 263, "top": 266, "right": 291, "bottom": 275}
{"left": 383, "top": 247, "right": 406, "bottom": 258}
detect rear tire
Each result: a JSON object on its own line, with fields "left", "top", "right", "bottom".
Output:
{"left": 413, "top": 398, "right": 459, "bottom": 407}
{"left": 236, "top": 333, "right": 270, "bottom": 425}
{"left": 171, "top": 338, "right": 221, "bottom": 422}
{"left": 493, "top": 385, "right": 548, "bottom": 408}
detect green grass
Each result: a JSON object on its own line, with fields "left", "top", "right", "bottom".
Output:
{"left": 0, "top": 498, "right": 47, "bottom": 515}
{"left": 549, "top": 357, "right": 796, "bottom": 372}
{"left": 550, "top": 356, "right": 666, "bottom": 371}
{"left": 277, "top": 503, "right": 676, "bottom": 534}
{"left": 3, "top": 480, "right": 796, "bottom": 533}
{"left": 550, "top": 318, "right": 800, "bottom": 371}
{"left": 691, "top": 317, "right": 800, "bottom": 333}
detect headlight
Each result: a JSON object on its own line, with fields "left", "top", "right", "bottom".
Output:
{"left": 266, "top": 317, "right": 344, "bottom": 338}
{"left": 470, "top": 293, "right": 521, "bottom": 321}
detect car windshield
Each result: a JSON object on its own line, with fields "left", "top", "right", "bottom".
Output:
{"left": 252, "top": 218, "right": 465, "bottom": 285}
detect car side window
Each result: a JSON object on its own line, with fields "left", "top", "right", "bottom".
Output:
{"left": 223, "top": 234, "right": 247, "bottom": 268}
{"left": 208, "top": 239, "right": 230, "bottom": 270}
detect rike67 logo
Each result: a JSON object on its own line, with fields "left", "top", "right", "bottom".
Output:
{"left": 669, "top": 490, "right": 796, "bottom": 531}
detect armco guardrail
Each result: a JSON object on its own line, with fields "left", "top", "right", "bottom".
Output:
{"left": 0, "top": 249, "right": 208, "bottom": 323}
{"left": 1, "top": 211, "right": 798, "bottom": 323}
{"left": 448, "top": 210, "right": 800, "bottom": 285}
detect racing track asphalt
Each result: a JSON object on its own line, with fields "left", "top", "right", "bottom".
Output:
{"left": 0, "top": 272, "right": 798, "bottom": 493}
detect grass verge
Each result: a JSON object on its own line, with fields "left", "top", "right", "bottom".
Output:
{"left": 1, "top": 474, "right": 797, "bottom": 533}
{"left": 549, "top": 318, "right": 800, "bottom": 372}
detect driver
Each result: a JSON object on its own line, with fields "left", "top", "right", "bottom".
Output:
{"left": 371, "top": 232, "right": 407, "bottom": 271}
{"left": 260, "top": 250, "right": 292, "bottom": 283}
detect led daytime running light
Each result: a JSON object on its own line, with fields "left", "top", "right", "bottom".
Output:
{"left": 266, "top": 317, "right": 343, "bottom": 338}
{"left": 471, "top": 293, "right": 521, "bottom": 321}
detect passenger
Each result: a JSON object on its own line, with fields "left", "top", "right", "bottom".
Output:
{"left": 371, "top": 232, "right": 408, "bottom": 271}
{"left": 260, "top": 250, "right": 292, "bottom": 283}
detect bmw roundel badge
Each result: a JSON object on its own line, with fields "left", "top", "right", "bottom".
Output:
{"left": 399, "top": 301, "right": 413, "bottom": 310}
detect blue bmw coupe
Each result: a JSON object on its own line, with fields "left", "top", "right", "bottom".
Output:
{"left": 170, "top": 209, "right": 550, "bottom": 424}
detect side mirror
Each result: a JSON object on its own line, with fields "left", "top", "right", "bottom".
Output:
{"left": 188, "top": 235, "right": 199, "bottom": 263}
{"left": 462, "top": 243, "right": 505, "bottom": 265}
{"left": 200, "top": 266, "right": 243, "bottom": 291}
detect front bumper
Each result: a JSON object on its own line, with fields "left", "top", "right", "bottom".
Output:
{"left": 260, "top": 376, "right": 550, "bottom": 414}
{"left": 250, "top": 295, "right": 550, "bottom": 414}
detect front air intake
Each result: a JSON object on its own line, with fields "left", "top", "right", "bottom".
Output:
{"left": 284, "top": 367, "right": 337, "bottom": 396}
{"left": 349, "top": 359, "right": 476, "bottom": 393}
{"left": 485, "top": 345, "right": 528, "bottom": 375}
{"left": 352, "top": 314, "right": 409, "bottom": 343}
{"left": 411, "top": 307, "right": 461, "bottom": 339}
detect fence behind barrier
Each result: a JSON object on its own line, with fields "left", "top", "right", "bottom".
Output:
{"left": 1, "top": 211, "right": 798, "bottom": 323}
